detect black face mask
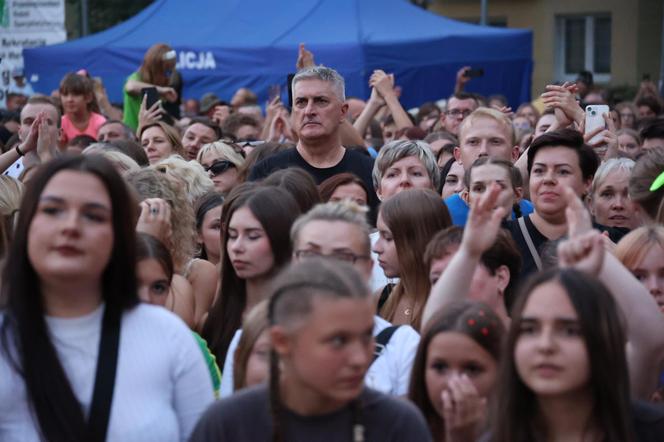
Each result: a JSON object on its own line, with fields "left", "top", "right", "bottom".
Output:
{"left": 206, "top": 159, "right": 235, "bottom": 176}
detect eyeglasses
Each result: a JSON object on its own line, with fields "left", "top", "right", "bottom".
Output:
{"left": 205, "top": 159, "right": 236, "bottom": 176}
{"left": 294, "top": 249, "right": 371, "bottom": 264}
{"left": 445, "top": 109, "right": 472, "bottom": 118}
{"left": 619, "top": 113, "right": 634, "bottom": 119}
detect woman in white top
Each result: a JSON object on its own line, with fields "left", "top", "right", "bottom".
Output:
{"left": 0, "top": 155, "right": 213, "bottom": 442}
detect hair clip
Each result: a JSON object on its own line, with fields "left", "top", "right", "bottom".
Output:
{"left": 163, "top": 50, "right": 177, "bottom": 61}
{"left": 467, "top": 319, "right": 476, "bottom": 326}
{"left": 650, "top": 170, "right": 664, "bottom": 192}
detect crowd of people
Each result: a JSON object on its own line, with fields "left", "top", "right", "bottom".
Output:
{"left": 0, "top": 40, "right": 664, "bottom": 441}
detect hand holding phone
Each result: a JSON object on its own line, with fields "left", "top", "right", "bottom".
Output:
{"left": 585, "top": 105, "right": 609, "bottom": 145}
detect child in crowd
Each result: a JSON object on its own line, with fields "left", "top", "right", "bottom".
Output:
{"left": 59, "top": 73, "right": 107, "bottom": 145}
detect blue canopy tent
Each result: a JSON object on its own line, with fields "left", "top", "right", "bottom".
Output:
{"left": 23, "top": 0, "right": 532, "bottom": 108}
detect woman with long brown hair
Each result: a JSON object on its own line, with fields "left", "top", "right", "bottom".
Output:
{"left": 0, "top": 155, "right": 213, "bottom": 441}
{"left": 200, "top": 184, "right": 300, "bottom": 367}
{"left": 373, "top": 188, "right": 451, "bottom": 330}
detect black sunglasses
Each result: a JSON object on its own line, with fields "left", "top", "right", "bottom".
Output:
{"left": 205, "top": 159, "right": 236, "bottom": 176}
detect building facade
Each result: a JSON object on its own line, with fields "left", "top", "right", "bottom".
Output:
{"left": 430, "top": 0, "right": 663, "bottom": 100}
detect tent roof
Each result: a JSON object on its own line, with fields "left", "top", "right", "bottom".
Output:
{"left": 57, "top": 0, "right": 528, "bottom": 49}
{"left": 24, "top": 0, "right": 532, "bottom": 107}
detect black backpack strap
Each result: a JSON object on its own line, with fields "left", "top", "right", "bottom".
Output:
{"left": 376, "top": 283, "right": 394, "bottom": 314}
{"left": 86, "top": 306, "right": 121, "bottom": 442}
{"left": 372, "top": 325, "right": 400, "bottom": 363}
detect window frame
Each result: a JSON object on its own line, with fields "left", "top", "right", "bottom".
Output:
{"left": 555, "top": 14, "right": 612, "bottom": 83}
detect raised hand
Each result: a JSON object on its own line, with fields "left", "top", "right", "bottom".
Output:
{"left": 296, "top": 43, "right": 315, "bottom": 70}
{"left": 442, "top": 374, "right": 486, "bottom": 442}
{"left": 136, "top": 198, "right": 173, "bottom": 246}
{"left": 369, "top": 69, "right": 396, "bottom": 99}
{"left": 541, "top": 83, "right": 584, "bottom": 127}
{"left": 563, "top": 186, "right": 593, "bottom": 238}
{"left": 455, "top": 66, "right": 472, "bottom": 94}
{"left": 157, "top": 86, "right": 178, "bottom": 103}
{"left": 138, "top": 94, "right": 163, "bottom": 129}
{"left": 19, "top": 112, "right": 42, "bottom": 156}
{"left": 462, "top": 183, "right": 507, "bottom": 258}
{"left": 558, "top": 230, "right": 605, "bottom": 277}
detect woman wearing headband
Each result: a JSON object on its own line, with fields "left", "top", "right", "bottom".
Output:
{"left": 123, "top": 43, "right": 181, "bottom": 131}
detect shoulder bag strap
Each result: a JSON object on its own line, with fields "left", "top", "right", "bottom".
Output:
{"left": 86, "top": 307, "right": 121, "bottom": 442}
{"left": 518, "top": 217, "right": 543, "bottom": 271}
{"left": 372, "top": 325, "right": 400, "bottom": 363}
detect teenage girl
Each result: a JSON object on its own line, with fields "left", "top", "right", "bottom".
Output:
{"left": 191, "top": 259, "right": 432, "bottom": 441}
{"left": 409, "top": 301, "right": 505, "bottom": 442}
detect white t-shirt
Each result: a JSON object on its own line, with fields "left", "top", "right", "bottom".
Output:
{"left": 0, "top": 304, "right": 215, "bottom": 442}
{"left": 219, "top": 315, "right": 420, "bottom": 398}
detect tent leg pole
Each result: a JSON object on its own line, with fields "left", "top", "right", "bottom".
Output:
{"left": 480, "top": 0, "right": 488, "bottom": 26}
{"left": 81, "top": 0, "right": 89, "bottom": 36}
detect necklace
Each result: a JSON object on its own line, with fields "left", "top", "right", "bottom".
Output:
{"left": 404, "top": 307, "right": 412, "bottom": 316}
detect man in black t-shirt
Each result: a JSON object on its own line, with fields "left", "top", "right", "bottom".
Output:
{"left": 249, "top": 66, "right": 379, "bottom": 214}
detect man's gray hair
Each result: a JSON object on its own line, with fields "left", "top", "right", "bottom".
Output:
{"left": 292, "top": 65, "right": 346, "bottom": 101}
{"left": 372, "top": 140, "right": 441, "bottom": 191}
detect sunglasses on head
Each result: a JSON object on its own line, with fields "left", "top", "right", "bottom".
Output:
{"left": 205, "top": 159, "right": 236, "bottom": 176}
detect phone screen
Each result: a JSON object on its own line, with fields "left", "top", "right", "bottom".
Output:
{"left": 287, "top": 73, "right": 295, "bottom": 109}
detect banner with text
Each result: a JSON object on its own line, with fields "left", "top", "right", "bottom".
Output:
{"left": 0, "top": 0, "right": 66, "bottom": 108}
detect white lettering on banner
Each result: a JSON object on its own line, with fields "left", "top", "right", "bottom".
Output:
{"left": 177, "top": 51, "right": 216, "bottom": 70}
{"left": 0, "top": 0, "right": 66, "bottom": 108}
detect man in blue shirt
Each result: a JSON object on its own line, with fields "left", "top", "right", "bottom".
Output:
{"left": 445, "top": 107, "right": 533, "bottom": 225}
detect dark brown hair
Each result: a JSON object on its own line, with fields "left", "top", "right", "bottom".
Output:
{"left": 59, "top": 72, "right": 99, "bottom": 113}
{"left": 201, "top": 185, "right": 301, "bottom": 365}
{"left": 527, "top": 128, "right": 599, "bottom": 181}
{"left": 409, "top": 300, "right": 504, "bottom": 440}
{"left": 424, "top": 226, "right": 522, "bottom": 310}
{"left": 262, "top": 167, "right": 322, "bottom": 213}
{"left": 318, "top": 172, "right": 369, "bottom": 204}
{"left": 491, "top": 268, "right": 634, "bottom": 442}
{"left": 0, "top": 155, "right": 138, "bottom": 441}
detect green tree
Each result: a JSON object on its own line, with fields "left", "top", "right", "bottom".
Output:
{"left": 66, "top": 0, "right": 153, "bottom": 39}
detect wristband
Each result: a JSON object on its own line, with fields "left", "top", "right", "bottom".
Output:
{"left": 15, "top": 145, "right": 25, "bottom": 157}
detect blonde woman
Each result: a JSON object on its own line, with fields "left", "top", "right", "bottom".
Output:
{"left": 196, "top": 141, "right": 245, "bottom": 194}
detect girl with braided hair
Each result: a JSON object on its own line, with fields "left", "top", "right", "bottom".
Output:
{"left": 190, "top": 259, "right": 431, "bottom": 441}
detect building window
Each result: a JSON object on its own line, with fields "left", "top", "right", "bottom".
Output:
{"left": 556, "top": 14, "right": 611, "bottom": 81}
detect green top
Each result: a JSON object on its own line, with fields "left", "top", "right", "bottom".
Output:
{"left": 122, "top": 71, "right": 141, "bottom": 132}
{"left": 193, "top": 331, "right": 222, "bottom": 398}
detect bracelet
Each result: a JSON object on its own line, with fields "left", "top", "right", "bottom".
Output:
{"left": 15, "top": 145, "right": 25, "bottom": 157}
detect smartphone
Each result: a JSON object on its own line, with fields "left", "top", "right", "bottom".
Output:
{"left": 585, "top": 105, "right": 609, "bottom": 145}
{"left": 464, "top": 68, "right": 484, "bottom": 78}
{"left": 287, "top": 73, "right": 295, "bottom": 109}
{"left": 141, "top": 87, "right": 160, "bottom": 109}
{"left": 141, "top": 87, "right": 174, "bottom": 125}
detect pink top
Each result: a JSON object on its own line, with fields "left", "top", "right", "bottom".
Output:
{"left": 61, "top": 112, "right": 107, "bottom": 144}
